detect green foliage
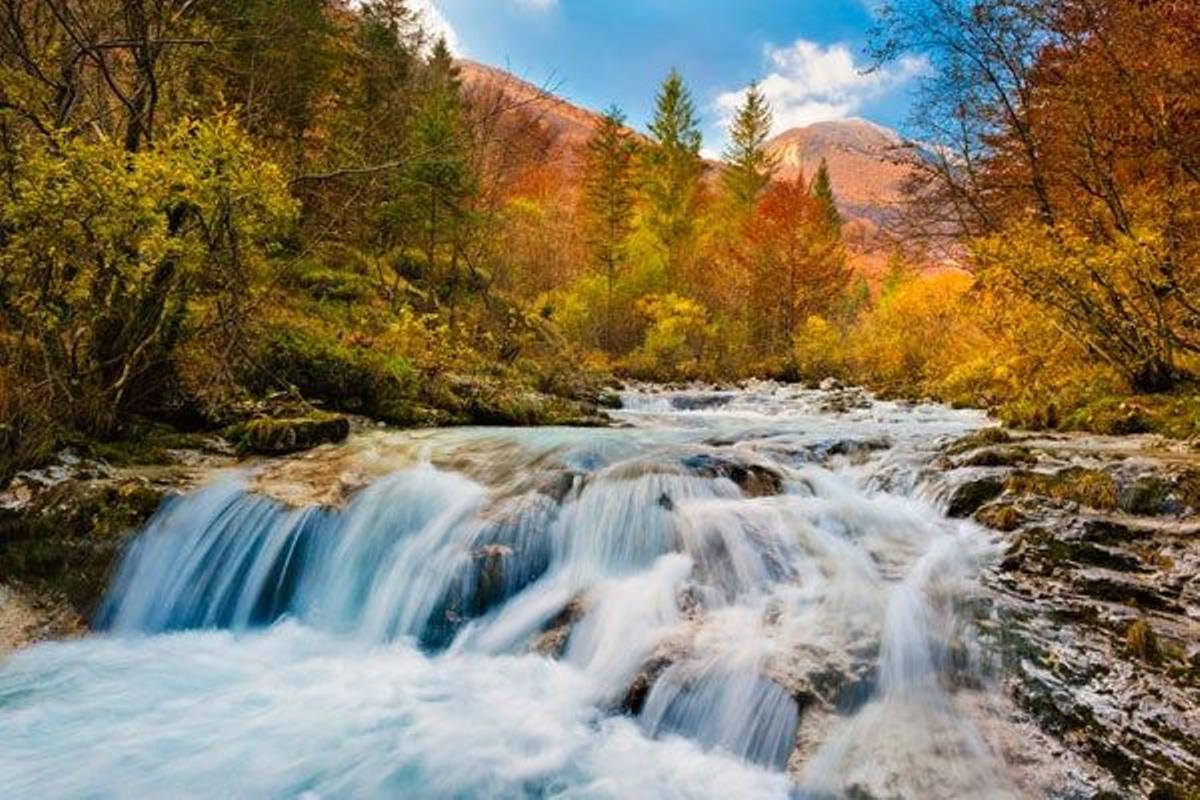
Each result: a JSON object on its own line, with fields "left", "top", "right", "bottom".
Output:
{"left": 641, "top": 70, "right": 704, "bottom": 282}
{"left": 721, "top": 84, "right": 777, "bottom": 213}
{"left": 0, "top": 115, "right": 296, "bottom": 435}
{"left": 810, "top": 159, "right": 841, "bottom": 233}
{"left": 250, "top": 323, "right": 420, "bottom": 423}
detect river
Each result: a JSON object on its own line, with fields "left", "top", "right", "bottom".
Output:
{"left": 0, "top": 384, "right": 1033, "bottom": 798}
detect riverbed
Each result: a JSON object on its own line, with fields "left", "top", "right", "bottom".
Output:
{"left": 0, "top": 384, "right": 1192, "bottom": 798}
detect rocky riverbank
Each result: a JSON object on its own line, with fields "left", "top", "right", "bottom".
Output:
{"left": 940, "top": 428, "right": 1200, "bottom": 798}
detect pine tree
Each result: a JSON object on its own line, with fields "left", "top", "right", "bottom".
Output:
{"left": 811, "top": 158, "right": 842, "bottom": 233}
{"left": 582, "top": 106, "right": 638, "bottom": 349}
{"left": 721, "top": 83, "right": 777, "bottom": 213}
{"left": 880, "top": 248, "right": 913, "bottom": 298}
{"left": 405, "top": 36, "right": 476, "bottom": 301}
{"left": 642, "top": 69, "right": 704, "bottom": 283}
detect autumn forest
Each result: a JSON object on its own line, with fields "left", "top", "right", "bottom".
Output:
{"left": 1, "top": 0, "right": 1198, "bottom": 480}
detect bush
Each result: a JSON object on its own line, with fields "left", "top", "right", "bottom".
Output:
{"left": 622, "top": 294, "right": 718, "bottom": 380}
{"left": 792, "top": 315, "right": 848, "bottom": 381}
{"left": 250, "top": 323, "right": 421, "bottom": 423}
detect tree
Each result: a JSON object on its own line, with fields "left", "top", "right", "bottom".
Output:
{"left": 741, "top": 177, "right": 851, "bottom": 358}
{"left": 399, "top": 37, "right": 478, "bottom": 309}
{"left": 871, "top": 0, "right": 1200, "bottom": 391}
{"left": 721, "top": 83, "right": 776, "bottom": 214}
{"left": 811, "top": 159, "right": 842, "bottom": 233}
{"left": 0, "top": 116, "right": 296, "bottom": 435}
{"left": 581, "top": 106, "right": 638, "bottom": 348}
{"left": 642, "top": 69, "right": 704, "bottom": 284}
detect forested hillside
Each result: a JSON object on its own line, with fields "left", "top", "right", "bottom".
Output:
{"left": 1, "top": 0, "right": 1197, "bottom": 484}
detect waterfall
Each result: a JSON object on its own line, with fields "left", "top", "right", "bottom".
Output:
{"left": 0, "top": 385, "right": 1014, "bottom": 799}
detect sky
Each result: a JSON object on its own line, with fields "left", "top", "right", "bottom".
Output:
{"left": 411, "top": 0, "right": 926, "bottom": 156}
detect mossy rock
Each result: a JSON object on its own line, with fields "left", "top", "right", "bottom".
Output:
{"left": 0, "top": 479, "right": 171, "bottom": 617}
{"left": 946, "top": 427, "right": 1011, "bottom": 455}
{"left": 225, "top": 413, "right": 350, "bottom": 456}
{"left": 250, "top": 324, "right": 420, "bottom": 420}
{"left": 1005, "top": 467, "right": 1118, "bottom": 510}
{"left": 959, "top": 446, "right": 1035, "bottom": 468}
{"left": 1117, "top": 477, "right": 1179, "bottom": 516}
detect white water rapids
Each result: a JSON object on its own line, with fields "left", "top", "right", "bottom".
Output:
{"left": 0, "top": 384, "right": 1022, "bottom": 799}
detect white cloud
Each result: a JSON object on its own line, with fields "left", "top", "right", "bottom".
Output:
{"left": 715, "top": 39, "right": 926, "bottom": 134}
{"left": 406, "top": 1, "right": 556, "bottom": 56}
{"left": 409, "top": 0, "right": 461, "bottom": 54}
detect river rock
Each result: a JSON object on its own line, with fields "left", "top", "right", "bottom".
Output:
{"left": 946, "top": 478, "right": 1004, "bottom": 517}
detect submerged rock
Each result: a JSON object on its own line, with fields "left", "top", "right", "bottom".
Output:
{"left": 680, "top": 453, "right": 785, "bottom": 498}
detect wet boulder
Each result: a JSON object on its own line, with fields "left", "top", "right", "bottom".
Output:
{"left": 1117, "top": 476, "right": 1182, "bottom": 517}
{"left": 679, "top": 453, "right": 784, "bottom": 497}
{"left": 669, "top": 392, "right": 734, "bottom": 411}
{"left": 973, "top": 502, "right": 1025, "bottom": 532}
{"left": 946, "top": 478, "right": 1004, "bottom": 517}
{"left": 812, "top": 437, "right": 892, "bottom": 463}
{"left": 532, "top": 597, "right": 585, "bottom": 658}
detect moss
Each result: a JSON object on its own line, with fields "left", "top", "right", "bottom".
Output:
{"left": 250, "top": 324, "right": 420, "bottom": 421}
{"left": 1056, "top": 387, "right": 1200, "bottom": 439}
{"left": 225, "top": 413, "right": 350, "bottom": 456}
{"left": 974, "top": 503, "right": 1025, "bottom": 531}
{"left": 1006, "top": 467, "right": 1119, "bottom": 510}
{"left": 61, "top": 418, "right": 214, "bottom": 467}
{"left": 292, "top": 264, "right": 374, "bottom": 303}
{"left": 1126, "top": 619, "right": 1162, "bottom": 664}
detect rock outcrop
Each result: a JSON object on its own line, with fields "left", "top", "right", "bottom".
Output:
{"left": 942, "top": 429, "right": 1200, "bottom": 798}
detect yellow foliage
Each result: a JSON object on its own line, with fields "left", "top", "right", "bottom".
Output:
{"left": 623, "top": 293, "right": 718, "bottom": 380}
{"left": 848, "top": 271, "right": 984, "bottom": 396}
{"left": 792, "top": 315, "right": 848, "bottom": 380}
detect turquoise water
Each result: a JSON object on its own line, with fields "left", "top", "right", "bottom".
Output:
{"left": 0, "top": 385, "right": 1012, "bottom": 799}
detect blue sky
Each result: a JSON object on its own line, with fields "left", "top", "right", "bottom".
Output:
{"left": 413, "top": 0, "right": 926, "bottom": 154}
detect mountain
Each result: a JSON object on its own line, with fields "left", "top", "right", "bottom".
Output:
{"left": 457, "top": 60, "right": 607, "bottom": 167}
{"left": 765, "top": 118, "right": 913, "bottom": 223}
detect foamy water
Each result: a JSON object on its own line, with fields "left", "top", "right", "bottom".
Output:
{"left": 0, "top": 384, "right": 1015, "bottom": 799}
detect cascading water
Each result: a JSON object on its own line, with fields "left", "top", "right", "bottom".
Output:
{"left": 0, "top": 384, "right": 1023, "bottom": 799}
